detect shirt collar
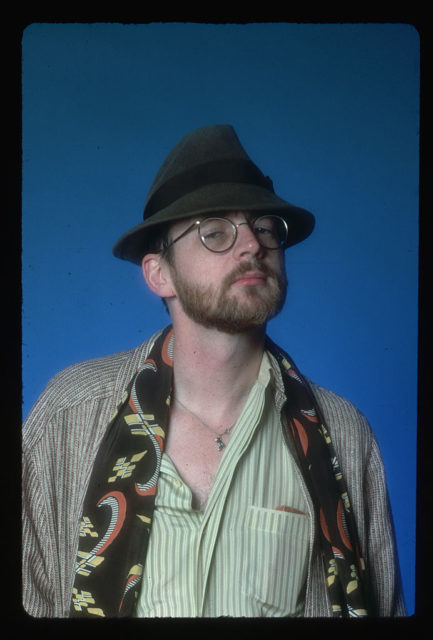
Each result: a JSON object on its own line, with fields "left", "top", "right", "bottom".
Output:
{"left": 257, "top": 350, "right": 273, "bottom": 388}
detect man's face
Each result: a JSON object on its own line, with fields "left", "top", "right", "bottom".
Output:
{"left": 165, "top": 213, "right": 288, "bottom": 334}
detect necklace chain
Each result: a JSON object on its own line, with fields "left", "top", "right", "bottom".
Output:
{"left": 173, "top": 396, "right": 235, "bottom": 451}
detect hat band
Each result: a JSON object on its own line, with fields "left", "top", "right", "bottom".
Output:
{"left": 144, "top": 158, "right": 274, "bottom": 219}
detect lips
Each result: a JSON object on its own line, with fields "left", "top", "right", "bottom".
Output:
{"left": 233, "top": 271, "right": 268, "bottom": 286}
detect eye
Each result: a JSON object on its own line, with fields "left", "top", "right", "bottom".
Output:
{"left": 202, "top": 230, "right": 225, "bottom": 242}
{"left": 254, "top": 222, "right": 276, "bottom": 238}
{"left": 252, "top": 216, "right": 288, "bottom": 248}
{"left": 202, "top": 228, "right": 225, "bottom": 240}
{"left": 200, "top": 219, "right": 231, "bottom": 241}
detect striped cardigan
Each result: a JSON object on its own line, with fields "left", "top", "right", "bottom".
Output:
{"left": 22, "top": 331, "right": 406, "bottom": 617}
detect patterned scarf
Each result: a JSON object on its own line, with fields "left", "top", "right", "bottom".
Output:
{"left": 70, "top": 325, "right": 371, "bottom": 618}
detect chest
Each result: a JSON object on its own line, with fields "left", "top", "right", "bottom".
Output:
{"left": 164, "top": 409, "right": 232, "bottom": 510}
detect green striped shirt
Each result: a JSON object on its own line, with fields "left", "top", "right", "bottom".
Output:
{"left": 136, "top": 352, "right": 310, "bottom": 617}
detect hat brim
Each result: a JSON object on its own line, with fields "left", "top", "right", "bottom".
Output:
{"left": 112, "top": 182, "right": 315, "bottom": 265}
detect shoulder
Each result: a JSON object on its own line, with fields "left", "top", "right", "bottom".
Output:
{"left": 266, "top": 345, "right": 372, "bottom": 439}
{"left": 308, "top": 379, "right": 374, "bottom": 460}
{"left": 23, "top": 330, "right": 164, "bottom": 446}
{"left": 309, "top": 380, "right": 370, "bottom": 425}
{"left": 42, "top": 346, "right": 141, "bottom": 408}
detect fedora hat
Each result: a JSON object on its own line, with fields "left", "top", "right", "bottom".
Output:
{"left": 112, "top": 124, "right": 315, "bottom": 264}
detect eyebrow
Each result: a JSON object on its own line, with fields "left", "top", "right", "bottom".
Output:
{"left": 209, "top": 211, "right": 256, "bottom": 222}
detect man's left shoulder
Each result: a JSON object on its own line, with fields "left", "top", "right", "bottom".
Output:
{"left": 308, "top": 380, "right": 373, "bottom": 444}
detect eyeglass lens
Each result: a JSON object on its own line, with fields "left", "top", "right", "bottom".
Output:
{"left": 199, "top": 216, "right": 287, "bottom": 252}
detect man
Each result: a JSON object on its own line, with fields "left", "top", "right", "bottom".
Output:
{"left": 22, "top": 124, "right": 405, "bottom": 618}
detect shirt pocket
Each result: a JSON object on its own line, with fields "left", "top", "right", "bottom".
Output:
{"left": 241, "top": 505, "right": 310, "bottom": 616}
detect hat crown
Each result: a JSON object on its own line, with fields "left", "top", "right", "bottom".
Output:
{"left": 143, "top": 125, "right": 271, "bottom": 219}
{"left": 148, "top": 125, "right": 251, "bottom": 189}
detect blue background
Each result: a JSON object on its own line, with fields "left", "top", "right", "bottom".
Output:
{"left": 21, "top": 22, "right": 419, "bottom": 614}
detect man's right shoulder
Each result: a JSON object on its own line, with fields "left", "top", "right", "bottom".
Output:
{"left": 23, "top": 330, "right": 164, "bottom": 428}
{"left": 44, "top": 346, "right": 140, "bottom": 405}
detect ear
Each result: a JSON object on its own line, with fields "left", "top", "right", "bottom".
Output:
{"left": 141, "top": 253, "right": 176, "bottom": 299}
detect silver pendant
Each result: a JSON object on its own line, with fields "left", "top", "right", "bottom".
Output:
{"left": 215, "top": 437, "right": 225, "bottom": 451}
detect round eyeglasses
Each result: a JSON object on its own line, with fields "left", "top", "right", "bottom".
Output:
{"left": 162, "top": 215, "right": 289, "bottom": 254}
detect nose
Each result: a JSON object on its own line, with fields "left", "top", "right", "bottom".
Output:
{"left": 233, "top": 221, "right": 264, "bottom": 259}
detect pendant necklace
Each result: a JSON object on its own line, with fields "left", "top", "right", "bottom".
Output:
{"left": 173, "top": 396, "right": 236, "bottom": 451}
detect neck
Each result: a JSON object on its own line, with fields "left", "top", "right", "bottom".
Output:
{"left": 170, "top": 321, "right": 266, "bottom": 418}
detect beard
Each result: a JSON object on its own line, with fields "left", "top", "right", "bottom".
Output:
{"left": 169, "top": 258, "right": 287, "bottom": 334}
